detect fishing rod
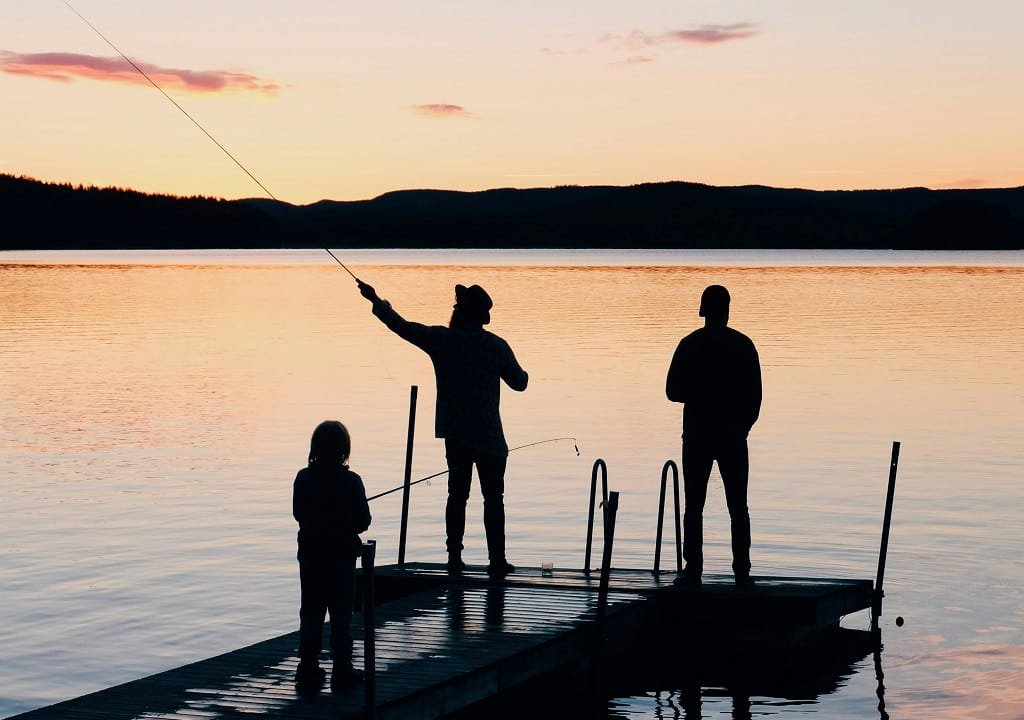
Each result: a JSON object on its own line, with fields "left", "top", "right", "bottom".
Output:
{"left": 61, "top": 0, "right": 361, "bottom": 283}
{"left": 367, "top": 437, "right": 580, "bottom": 502}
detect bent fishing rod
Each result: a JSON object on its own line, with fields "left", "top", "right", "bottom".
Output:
{"left": 61, "top": 1, "right": 361, "bottom": 283}
{"left": 367, "top": 437, "right": 580, "bottom": 502}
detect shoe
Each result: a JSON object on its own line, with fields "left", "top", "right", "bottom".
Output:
{"left": 673, "top": 568, "right": 702, "bottom": 587}
{"left": 447, "top": 557, "right": 466, "bottom": 575}
{"left": 734, "top": 574, "right": 755, "bottom": 588}
{"left": 487, "top": 560, "right": 515, "bottom": 578}
{"left": 295, "top": 661, "right": 326, "bottom": 693}
{"left": 330, "top": 665, "right": 365, "bottom": 693}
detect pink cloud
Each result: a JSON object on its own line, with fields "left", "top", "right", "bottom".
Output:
{"left": 601, "top": 23, "right": 757, "bottom": 51}
{"left": 0, "top": 50, "right": 278, "bottom": 94}
{"left": 663, "top": 24, "right": 758, "bottom": 45}
{"left": 613, "top": 55, "right": 656, "bottom": 66}
{"left": 412, "top": 103, "right": 471, "bottom": 118}
{"left": 542, "top": 23, "right": 757, "bottom": 60}
{"left": 539, "top": 46, "right": 590, "bottom": 58}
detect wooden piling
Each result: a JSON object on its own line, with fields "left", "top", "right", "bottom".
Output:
{"left": 871, "top": 441, "right": 900, "bottom": 635}
{"left": 397, "top": 385, "right": 417, "bottom": 565}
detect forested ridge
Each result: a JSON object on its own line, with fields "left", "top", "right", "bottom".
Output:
{"left": 3, "top": 174, "right": 1022, "bottom": 250}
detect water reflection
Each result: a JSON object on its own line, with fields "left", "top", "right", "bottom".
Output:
{"left": 446, "top": 584, "right": 507, "bottom": 633}
{"left": 443, "top": 626, "right": 883, "bottom": 720}
{"left": 651, "top": 684, "right": 751, "bottom": 720}
{"left": 599, "top": 628, "right": 882, "bottom": 720}
{"left": 874, "top": 649, "right": 889, "bottom": 720}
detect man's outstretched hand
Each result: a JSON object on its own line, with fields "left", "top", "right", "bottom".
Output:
{"left": 358, "top": 281, "right": 379, "bottom": 303}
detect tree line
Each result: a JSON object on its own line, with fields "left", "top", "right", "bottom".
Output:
{"left": 3, "top": 173, "right": 1022, "bottom": 250}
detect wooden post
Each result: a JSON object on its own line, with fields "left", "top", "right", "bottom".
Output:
{"left": 361, "top": 540, "right": 377, "bottom": 719}
{"left": 398, "top": 385, "right": 417, "bottom": 565}
{"left": 872, "top": 441, "right": 900, "bottom": 635}
{"left": 596, "top": 491, "right": 619, "bottom": 622}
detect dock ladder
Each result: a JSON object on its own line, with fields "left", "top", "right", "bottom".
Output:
{"left": 653, "top": 459, "right": 683, "bottom": 576}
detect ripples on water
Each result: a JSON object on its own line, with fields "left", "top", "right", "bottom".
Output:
{"left": 1, "top": 250, "right": 1022, "bottom": 718}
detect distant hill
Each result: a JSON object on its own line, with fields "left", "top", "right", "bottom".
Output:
{"left": 3, "top": 173, "right": 1022, "bottom": 250}
{"left": 0, "top": 175, "right": 281, "bottom": 250}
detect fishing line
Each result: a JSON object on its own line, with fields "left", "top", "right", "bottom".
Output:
{"left": 61, "top": 0, "right": 361, "bottom": 283}
{"left": 62, "top": 5, "right": 571, "bottom": 473}
{"left": 367, "top": 437, "right": 580, "bottom": 502}
{"left": 509, "top": 437, "right": 579, "bottom": 455}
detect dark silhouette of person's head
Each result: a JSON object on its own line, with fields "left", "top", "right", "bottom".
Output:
{"left": 308, "top": 420, "right": 351, "bottom": 468}
{"left": 450, "top": 283, "right": 493, "bottom": 328}
{"left": 699, "top": 284, "right": 730, "bottom": 327}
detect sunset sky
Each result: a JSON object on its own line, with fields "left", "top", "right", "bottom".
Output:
{"left": 3, "top": 1, "right": 1023, "bottom": 204}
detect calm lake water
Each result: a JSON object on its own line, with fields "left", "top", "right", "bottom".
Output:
{"left": 1, "top": 249, "right": 1022, "bottom": 718}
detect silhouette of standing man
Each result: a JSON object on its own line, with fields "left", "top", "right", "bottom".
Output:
{"left": 666, "top": 285, "right": 761, "bottom": 586}
{"left": 358, "top": 280, "right": 528, "bottom": 578}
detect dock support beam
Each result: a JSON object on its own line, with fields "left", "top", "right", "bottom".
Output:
{"left": 398, "top": 385, "right": 417, "bottom": 565}
{"left": 871, "top": 441, "right": 900, "bottom": 636}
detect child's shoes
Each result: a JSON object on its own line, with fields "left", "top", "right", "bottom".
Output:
{"left": 330, "top": 664, "right": 365, "bottom": 693}
{"left": 295, "top": 661, "right": 326, "bottom": 694}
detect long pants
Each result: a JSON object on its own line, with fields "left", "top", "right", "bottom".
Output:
{"left": 297, "top": 550, "right": 356, "bottom": 666}
{"left": 444, "top": 438, "right": 508, "bottom": 562}
{"left": 681, "top": 433, "right": 751, "bottom": 577}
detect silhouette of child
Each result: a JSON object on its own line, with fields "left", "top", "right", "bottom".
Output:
{"left": 293, "top": 420, "right": 371, "bottom": 693}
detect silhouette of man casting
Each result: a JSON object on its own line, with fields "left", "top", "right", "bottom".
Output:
{"left": 359, "top": 281, "right": 528, "bottom": 578}
{"left": 666, "top": 285, "right": 761, "bottom": 586}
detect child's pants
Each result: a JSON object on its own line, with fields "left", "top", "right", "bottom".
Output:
{"left": 298, "top": 550, "right": 357, "bottom": 666}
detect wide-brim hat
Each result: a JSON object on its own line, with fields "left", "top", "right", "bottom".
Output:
{"left": 455, "top": 283, "right": 493, "bottom": 324}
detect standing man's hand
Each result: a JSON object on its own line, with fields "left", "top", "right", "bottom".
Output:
{"left": 358, "top": 281, "right": 379, "bottom": 303}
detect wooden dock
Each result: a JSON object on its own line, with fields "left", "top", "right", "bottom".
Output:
{"left": 10, "top": 564, "right": 874, "bottom": 720}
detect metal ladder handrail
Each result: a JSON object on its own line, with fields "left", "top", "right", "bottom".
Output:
{"left": 583, "top": 458, "right": 609, "bottom": 575}
{"left": 653, "top": 459, "right": 683, "bottom": 576}
{"left": 596, "top": 490, "right": 620, "bottom": 621}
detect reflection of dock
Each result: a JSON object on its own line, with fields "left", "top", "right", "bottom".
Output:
{"left": 10, "top": 565, "right": 875, "bottom": 720}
